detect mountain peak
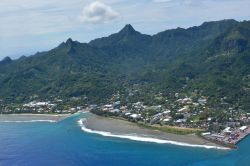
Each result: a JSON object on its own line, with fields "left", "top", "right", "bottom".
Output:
{"left": 19, "top": 55, "right": 27, "bottom": 60}
{"left": 119, "top": 24, "right": 137, "bottom": 35}
{"left": 89, "top": 23, "right": 152, "bottom": 47}
{"left": 123, "top": 24, "right": 135, "bottom": 30}
{"left": 2, "top": 56, "right": 12, "bottom": 61}
{"left": 0, "top": 56, "right": 12, "bottom": 65}
{"left": 66, "top": 38, "right": 73, "bottom": 44}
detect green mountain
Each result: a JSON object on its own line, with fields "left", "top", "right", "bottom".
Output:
{"left": 0, "top": 19, "right": 249, "bottom": 110}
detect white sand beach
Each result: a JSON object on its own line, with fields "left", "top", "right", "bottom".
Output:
{"left": 79, "top": 114, "right": 229, "bottom": 150}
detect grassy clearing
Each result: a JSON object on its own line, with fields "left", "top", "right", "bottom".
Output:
{"left": 137, "top": 123, "right": 203, "bottom": 135}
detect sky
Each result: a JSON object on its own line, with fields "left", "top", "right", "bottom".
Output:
{"left": 0, "top": 0, "right": 250, "bottom": 60}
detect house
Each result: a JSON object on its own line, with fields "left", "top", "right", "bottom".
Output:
{"left": 162, "top": 110, "right": 171, "bottom": 115}
{"left": 176, "top": 119, "right": 186, "bottom": 123}
{"left": 104, "top": 104, "right": 113, "bottom": 108}
{"left": 110, "top": 109, "right": 120, "bottom": 113}
{"left": 239, "top": 126, "right": 248, "bottom": 132}
{"left": 177, "top": 97, "right": 192, "bottom": 104}
{"left": 103, "top": 104, "right": 113, "bottom": 111}
{"left": 207, "top": 117, "right": 212, "bottom": 121}
{"left": 223, "top": 127, "right": 232, "bottom": 134}
{"left": 162, "top": 117, "right": 172, "bottom": 124}
{"left": 132, "top": 102, "right": 144, "bottom": 111}
{"left": 178, "top": 106, "right": 189, "bottom": 113}
{"left": 201, "top": 132, "right": 211, "bottom": 136}
{"left": 130, "top": 114, "right": 141, "bottom": 120}
{"left": 198, "top": 98, "right": 207, "bottom": 105}
{"left": 124, "top": 112, "right": 131, "bottom": 116}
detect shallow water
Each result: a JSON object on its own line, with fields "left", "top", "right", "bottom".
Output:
{"left": 0, "top": 113, "right": 249, "bottom": 166}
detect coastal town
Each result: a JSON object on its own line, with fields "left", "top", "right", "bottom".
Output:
{"left": 0, "top": 97, "right": 84, "bottom": 115}
{"left": 89, "top": 90, "right": 250, "bottom": 148}
{"left": 1, "top": 90, "right": 250, "bottom": 148}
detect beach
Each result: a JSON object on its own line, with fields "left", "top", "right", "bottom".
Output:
{"left": 80, "top": 114, "right": 229, "bottom": 149}
{"left": 0, "top": 114, "right": 71, "bottom": 123}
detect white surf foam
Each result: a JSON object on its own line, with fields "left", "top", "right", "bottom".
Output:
{"left": 1, "top": 120, "right": 56, "bottom": 123}
{"left": 78, "top": 119, "right": 230, "bottom": 150}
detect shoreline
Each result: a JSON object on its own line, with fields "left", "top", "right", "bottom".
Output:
{"left": 79, "top": 113, "right": 230, "bottom": 150}
{"left": 0, "top": 113, "right": 73, "bottom": 123}
{"left": 0, "top": 113, "right": 72, "bottom": 116}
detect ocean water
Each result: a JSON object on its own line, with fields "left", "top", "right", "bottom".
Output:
{"left": 0, "top": 113, "right": 250, "bottom": 166}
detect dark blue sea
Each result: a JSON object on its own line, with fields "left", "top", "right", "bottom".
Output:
{"left": 0, "top": 113, "right": 250, "bottom": 166}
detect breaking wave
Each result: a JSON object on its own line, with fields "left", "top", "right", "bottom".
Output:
{"left": 78, "top": 119, "right": 229, "bottom": 150}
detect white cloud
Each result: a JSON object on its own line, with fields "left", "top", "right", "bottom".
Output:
{"left": 79, "top": 1, "right": 119, "bottom": 24}
{"left": 0, "top": 0, "right": 84, "bottom": 38}
{"left": 0, "top": 0, "right": 250, "bottom": 59}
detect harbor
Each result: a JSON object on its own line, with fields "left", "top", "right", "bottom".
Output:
{"left": 202, "top": 126, "right": 250, "bottom": 148}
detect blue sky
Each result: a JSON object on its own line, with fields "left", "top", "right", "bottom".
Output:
{"left": 0, "top": 0, "right": 250, "bottom": 60}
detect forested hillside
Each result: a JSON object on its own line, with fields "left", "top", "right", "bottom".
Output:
{"left": 0, "top": 19, "right": 249, "bottom": 110}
